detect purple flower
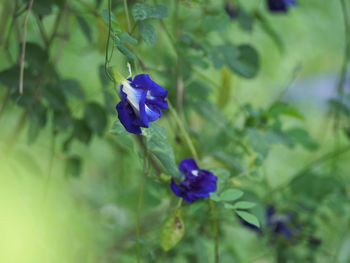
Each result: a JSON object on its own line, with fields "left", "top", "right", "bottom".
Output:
{"left": 170, "top": 158, "right": 218, "bottom": 203}
{"left": 224, "top": 3, "right": 238, "bottom": 20}
{"left": 267, "top": 0, "right": 296, "bottom": 13}
{"left": 266, "top": 205, "right": 294, "bottom": 238}
{"left": 116, "top": 74, "right": 168, "bottom": 134}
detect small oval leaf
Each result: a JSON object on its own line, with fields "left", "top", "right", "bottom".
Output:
{"left": 160, "top": 209, "right": 185, "bottom": 251}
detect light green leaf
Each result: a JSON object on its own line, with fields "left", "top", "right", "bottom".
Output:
{"left": 139, "top": 21, "right": 157, "bottom": 46}
{"left": 111, "top": 119, "right": 128, "bottom": 136}
{"left": 236, "top": 210, "right": 260, "bottom": 228}
{"left": 142, "top": 123, "right": 179, "bottom": 177}
{"left": 203, "top": 14, "right": 229, "bottom": 32}
{"left": 232, "top": 201, "right": 256, "bottom": 210}
{"left": 218, "top": 189, "right": 243, "bottom": 202}
{"left": 160, "top": 209, "right": 185, "bottom": 251}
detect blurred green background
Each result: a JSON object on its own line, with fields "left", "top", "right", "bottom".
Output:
{"left": 0, "top": 0, "right": 349, "bottom": 262}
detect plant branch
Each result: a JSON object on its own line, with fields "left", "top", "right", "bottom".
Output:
{"left": 18, "top": 0, "right": 34, "bottom": 95}
{"left": 168, "top": 101, "right": 199, "bottom": 161}
{"left": 210, "top": 200, "right": 219, "bottom": 263}
{"left": 123, "top": 0, "right": 132, "bottom": 33}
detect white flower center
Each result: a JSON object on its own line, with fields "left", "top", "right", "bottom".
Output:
{"left": 192, "top": 170, "right": 199, "bottom": 177}
{"left": 122, "top": 80, "right": 141, "bottom": 114}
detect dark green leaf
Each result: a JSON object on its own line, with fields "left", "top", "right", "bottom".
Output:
{"left": 65, "top": 156, "right": 82, "bottom": 178}
{"left": 132, "top": 3, "right": 168, "bottom": 21}
{"left": 227, "top": 45, "right": 259, "bottom": 79}
{"left": 27, "top": 102, "right": 47, "bottom": 144}
{"left": 84, "top": 102, "right": 107, "bottom": 137}
{"left": 101, "top": 9, "right": 120, "bottom": 30}
{"left": 73, "top": 119, "right": 92, "bottom": 144}
{"left": 76, "top": 15, "right": 93, "bottom": 42}
{"left": 61, "top": 79, "right": 85, "bottom": 99}
{"left": 42, "top": 86, "right": 67, "bottom": 111}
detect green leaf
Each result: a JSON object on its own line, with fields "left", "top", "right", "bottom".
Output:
{"left": 84, "top": 102, "right": 107, "bottom": 137}
{"left": 286, "top": 128, "right": 319, "bottom": 150}
{"left": 42, "top": 86, "right": 67, "bottom": 111}
{"left": 255, "top": 12, "right": 284, "bottom": 53}
{"left": 203, "top": 14, "right": 229, "bottom": 32}
{"left": 138, "top": 21, "right": 157, "bottom": 46}
{"left": 25, "top": 43, "right": 49, "bottom": 71}
{"left": 227, "top": 45, "right": 259, "bottom": 79}
{"left": 76, "top": 15, "right": 92, "bottom": 42}
{"left": 111, "top": 119, "right": 128, "bottom": 136}
{"left": 225, "top": 201, "right": 256, "bottom": 210}
{"left": 118, "top": 32, "right": 138, "bottom": 44}
{"left": 160, "top": 209, "right": 184, "bottom": 251}
{"left": 73, "top": 119, "right": 92, "bottom": 144}
{"left": 220, "top": 189, "right": 244, "bottom": 201}
{"left": 247, "top": 128, "right": 269, "bottom": 158}
{"left": 235, "top": 210, "right": 260, "bottom": 228}
{"left": 101, "top": 9, "right": 120, "bottom": 30}
{"left": 65, "top": 156, "right": 82, "bottom": 178}
{"left": 115, "top": 43, "right": 137, "bottom": 60}
{"left": 268, "top": 102, "right": 304, "bottom": 120}
{"left": 237, "top": 8, "right": 253, "bottom": 31}
{"left": 212, "top": 189, "right": 243, "bottom": 202}
{"left": 142, "top": 123, "right": 179, "bottom": 177}
{"left": 61, "top": 79, "right": 85, "bottom": 99}
{"left": 27, "top": 102, "right": 47, "bottom": 144}
{"left": 132, "top": 3, "right": 168, "bottom": 21}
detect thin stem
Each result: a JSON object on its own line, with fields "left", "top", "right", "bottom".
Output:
{"left": 44, "top": 121, "right": 56, "bottom": 201}
{"left": 104, "top": 0, "right": 114, "bottom": 81}
{"left": 0, "top": 87, "right": 11, "bottom": 118}
{"left": 18, "top": 0, "right": 34, "bottom": 95}
{"left": 210, "top": 200, "right": 219, "bottom": 263}
{"left": 35, "top": 16, "right": 49, "bottom": 48}
{"left": 168, "top": 101, "right": 199, "bottom": 161}
{"left": 123, "top": 0, "right": 131, "bottom": 33}
{"left": 272, "top": 145, "right": 350, "bottom": 194}
{"left": 136, "top": 137, "right": 147, "bottom": 263}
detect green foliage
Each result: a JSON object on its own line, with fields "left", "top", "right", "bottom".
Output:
{"left": 132, "top": 3, "right": 168, "bottom": 21}
{"left": 142, "top": 123, "right": 179, "bottom": 177}
{"left": 235, "top": 210, "right": 260, "bottom": 228}
{"left": 211, "top": 189, "right": 243, "bottom": 202}
{"left": 138, "top": 21, "right": 157, "bottom": 46}
{"left": 160, "top": 209, "right": 185, "bottom": 251}
{"left": 0, "top": 1, "right": 349, "bottom": 262}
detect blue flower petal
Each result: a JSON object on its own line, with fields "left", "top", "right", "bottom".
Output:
{"left": 133, "top": 74, "right": 167, "bottom": 98}
{"left": 179, "top": 158, "right": 199, "bottom": 175}
{"left": 145, "top": 104, "right": 162, "bottom": 122}
{"left": 116, "top": 74, "right": 168, "bottom": 134}
{"left": 171, "top": 159, "right": 218, "bottom": 203}
{"left": 267, "top": 0, "right": 288, "bottom": 12}
{"left": 116, "top": 100, "right": 143, "bottom": 134}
